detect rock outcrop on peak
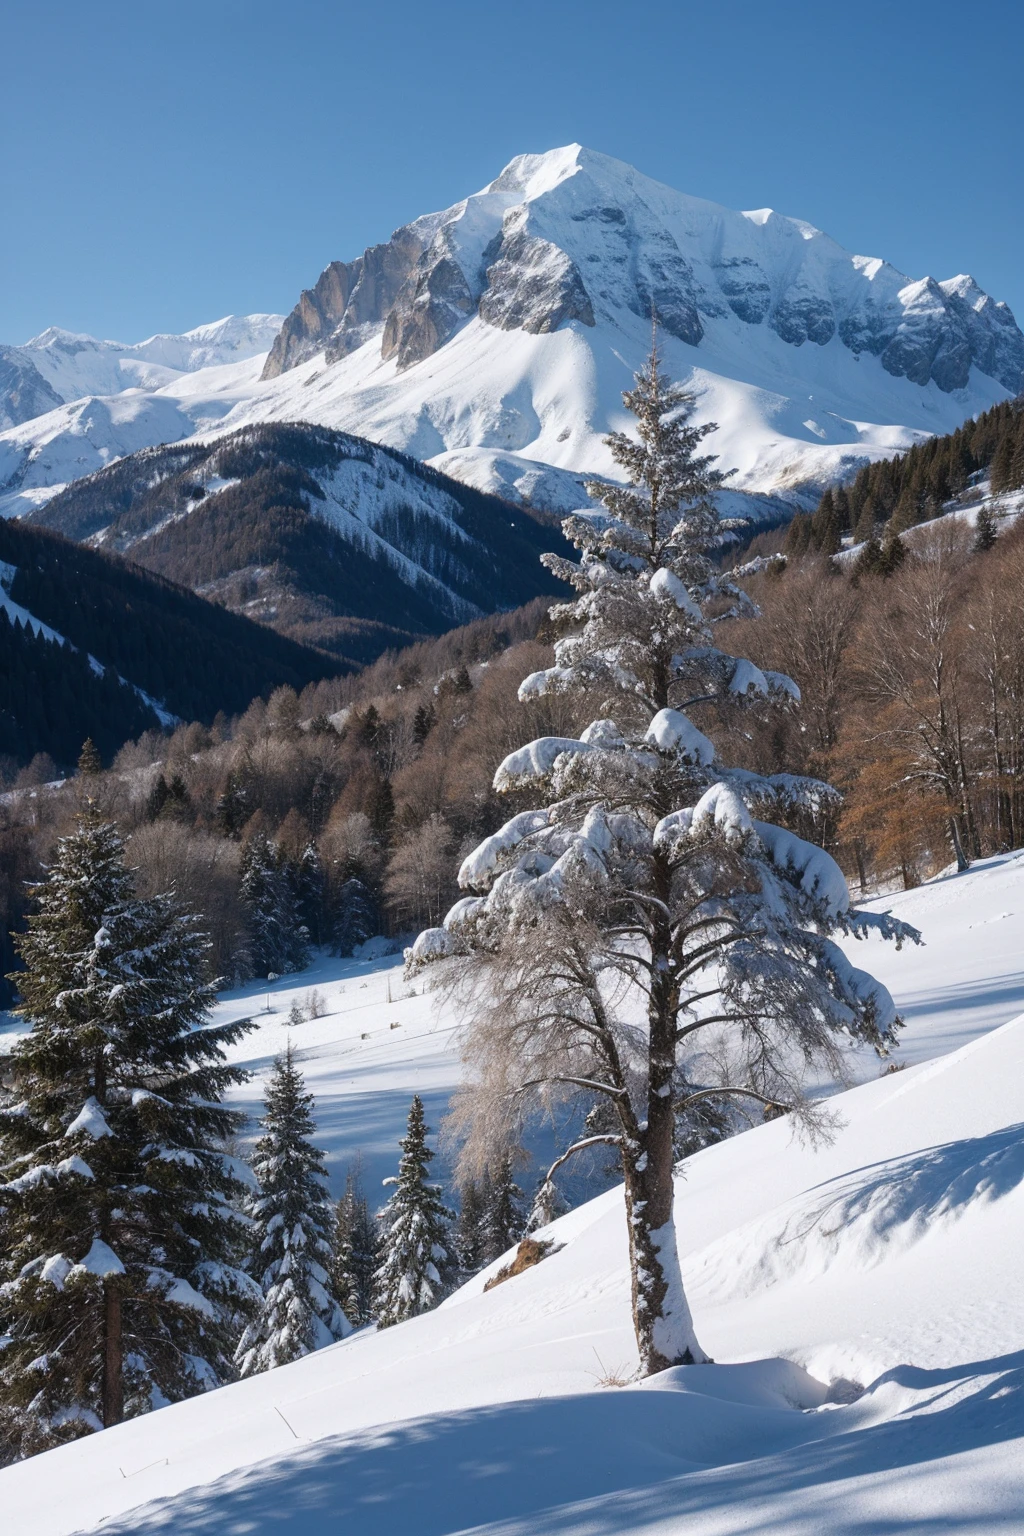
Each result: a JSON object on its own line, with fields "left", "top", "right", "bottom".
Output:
{"left": 262, "top": 227, "right": 429, "bottom": 378}
{"left": 478, "top": 230, "right": 594, "bottom": 335}
{"left": 0, "top": 348, "right": 64, "bottom": 430}
{"left": 381, "top": 234, "right": 477, "bottom": 370}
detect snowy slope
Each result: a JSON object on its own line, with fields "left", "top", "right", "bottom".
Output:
{"left": 0, "top": 315, "right": 283, "bottom": 426}
{"left": 3, "top": 850, "right": 1022, "bottom": 1534}
{"left": 2, "top": 148, "right": 1019, "bottom": 520}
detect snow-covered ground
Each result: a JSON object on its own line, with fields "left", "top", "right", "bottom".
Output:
{"left": 2, "top": 848, "right": 1023, "bottom": 1533}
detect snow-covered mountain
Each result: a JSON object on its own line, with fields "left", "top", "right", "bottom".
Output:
{"left": 32, "top": 422, "right": 570, "bottom": 660}
{"left": 0, "top": 314, "right": 282, "bottom": 431}
{"left": 2, "top": 849, "right": 1023, "bottom": 1534}
{"left": 1, "top": 147, "right": 1020, "bottom": 522}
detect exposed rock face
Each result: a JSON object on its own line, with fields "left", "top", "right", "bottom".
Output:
{"left": 633, "top": 240, "right": 704, "bottom": 347}
{"left": 260, "top": 144, "right": 1024, "bottom": 398}
{"left": 712, "top": 257, "right": 772, "bottom": 326}
{"left": 0, "top": 348, "right": 64, "bottom": 429}
{"left": 262, "top": 225, "right": 427, "bottom": 378}
{"left": 478, "top": 228, "right": 594, "bottom": 335}
{"left": 381, "top": 231, "right": 477, "bottom": 370}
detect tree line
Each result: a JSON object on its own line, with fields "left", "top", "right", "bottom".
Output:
{"left": 784, "top": 396, "right": 1024, "bottom": 559}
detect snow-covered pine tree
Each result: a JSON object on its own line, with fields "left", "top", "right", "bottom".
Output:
{"left": 373, "top": 1095, "right": 452, "bottom": 1328}
{"left": 331, "top": 1168, "right": 378, "bottom": 1326}
{"left": 408, "top": 338, "right": 918, "bottom": 1375}
{"left": 239, "top": 831, "right": 310, "bottom": 978}
{"left": 480, "top": 1154, "right": 525, "bottom": 1266}
{"left": 0, "top": 815, "right": 258, "bottom": 1462}
{"left": 235, "top": 1046, "right": 348, "bottom": 1376}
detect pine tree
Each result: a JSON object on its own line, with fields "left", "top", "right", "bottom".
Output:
{"left": 331, "top": 868, "right": 376, "bottom": 956}
{"left": 240, "top": 832, "right": 309, "bottom": 978}
{"left": 853, "top": 497, "right": 877, "bottom": 545}
{"left": 331, "top": 1168, "right": 378, "bottom": 1326}
{"left": 974, "top": 502, "right": 998, "bottom": 552}
{"left": 408, "top": 339, "right": 915, "bottom": 1374}
{"left": 990, "top": 432, "right": 1014, "bottom": 494}
{"left": 373, "top": 1096, "right": 452, "bottom": 1328}
{"left": 412, "top": 703, "right": 436, "bottom": 746}
{"left": 235, "top": 1047, "right": 348, "bottom": 1376}
{"left": 0, "top": 816, "right": 257, "bottom": 1462}
{"left": 480, "top": 1155, "right": 525, "bottom": 1265}
{"left": 455, "top": 1178, "right": 487, "bottom": 1275}
{"left": 77, "top": 738, "right": 102, "bottom": 776}
{"left": 294, "top": 840, "right": 326, "bottom": 948}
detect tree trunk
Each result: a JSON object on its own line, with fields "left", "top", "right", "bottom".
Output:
{"left": 622, "top": 1149, "right": 708, "bottom": 1374}
{"left": 625, "top": 884, "right": 709, "bottom": 1375}
{"left": 102, "top": 1285, "right": 123, "bottom": 1428}
{"left": 949, "top": 815, "right": 970, "bottom": 873}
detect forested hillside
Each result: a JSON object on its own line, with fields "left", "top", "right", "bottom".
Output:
{"left": 3, "top": 479, "right": 1022, "bottom": 1012}
{"left": 784, "top": 397, "right": 1024, "bottom": 557}
{"left": 32, "top": 423, "right": 572, "bottom": 661}
{"left": 0, "top": 517, "right": 339, "bottom": 771}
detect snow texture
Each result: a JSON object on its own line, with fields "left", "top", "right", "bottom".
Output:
{"left": 3, "top": 853, "right": 1024, "bottom": 1533}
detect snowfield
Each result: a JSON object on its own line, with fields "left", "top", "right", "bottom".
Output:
{"left": 2, "top": 853, "right": 1023, "bottom": 1533}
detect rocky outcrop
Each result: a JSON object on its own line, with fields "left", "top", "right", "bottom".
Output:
{"left": 834, "top": 274, "right": 1024, "bottom": 394}
{"left": 479, "top": 229, "right": 594, "bottom": 335}
{"left": 261, "top": 226, "right": 426, "bottom": 379}
{"left": 0, "top": 348, "right": 64, "bottom": 429}
{"left": 713, "top": 257, "right": 772, "bottom": 326}
{"left": 633, "top": 238, "right": 704, "bottom": 346}
{"left": 380, "top": 232, "right": 476, "bottom": 370}
{"left": 770, "top": 289, "right": 837, "bottom": 347}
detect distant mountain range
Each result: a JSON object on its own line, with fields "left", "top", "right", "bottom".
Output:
{"left": 2, "top": 145, "right": 1020, "bottom": 524}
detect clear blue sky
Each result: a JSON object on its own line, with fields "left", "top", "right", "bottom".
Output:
{"left": 3, "top": 0, "right": 1022, "bottom": 344}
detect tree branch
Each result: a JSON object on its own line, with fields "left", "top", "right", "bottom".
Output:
{"left": 542, "top": 1134, "right": 622, "bottom": 1186}
{"left": 509, "top": 1076, "right": 627, "bottom": 1101}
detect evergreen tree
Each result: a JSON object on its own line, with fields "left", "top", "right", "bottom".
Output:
{"left": 412, "top": 703, "right": 436, "bottom": 746}
{"left": 331, "top": 1168, "right": 378, "bottom": 1326}
{"left": 373, "top": 1096, "right": 452, "bottom": 1328}
{"left": 480, "top": 1155, "right": 526, "bottom": 1265}
{"left": 330, "top": 866, "right": 377, "bottom": 956}
{"left": 408, "top": 339, "right": 913, "bottom": 1374}
{"left": 239, "top": 832, "right": 309, "bottom": 977}
{"left": 455, "top": 1178, "right": 487, "bottom": 1275}
{"left": 294, "top": 840, "right": 326, "bottom": 948}
{"left": 0, "top": 816, "right": 257, "bottom": 1462}
{"left": 235, "top": 1047, "right": 348, "bottom": 1376}
{"left": 368, "top": 778, "right": 395, "bottom": 843}
{"left": 990, "top": 432, "right": 1014, "bottom": 494}
{"left": 216, "top": 770, "right": 249, "bottom": 838}
{"left": 77, "top": 738, "right": 102, "bottom": 777}
{"left": 974, "top": 502, "right": 998, "bottom": 553}
{"left": 853, "top": 497, "right": 877, "bottom": 546}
